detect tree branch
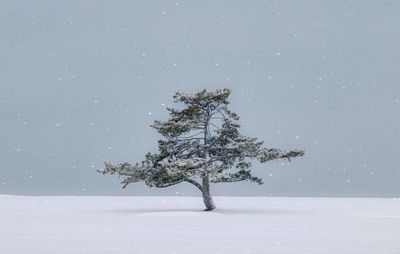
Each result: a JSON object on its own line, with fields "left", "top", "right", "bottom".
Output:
{"left": 154, "top": 180, "right": 185, "bottom": 188}
{"left": 259, "top": 149, "right": 305, "bottom": 162}
{"left": 184, "top": 178, "right": 204, "bottom": 192}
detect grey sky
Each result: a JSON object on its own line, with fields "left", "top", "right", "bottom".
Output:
{"left": 1, "top": 0, "right": 399, "bottom": 196}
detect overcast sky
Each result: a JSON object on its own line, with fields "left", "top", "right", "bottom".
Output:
{"left": 1, "top": 0, "right": 399, "bottom": 197}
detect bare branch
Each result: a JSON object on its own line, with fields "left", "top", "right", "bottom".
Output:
{"left": 184, "top": 178, "right": 204, "bottom": 192}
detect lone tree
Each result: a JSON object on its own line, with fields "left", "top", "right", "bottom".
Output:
{"left": 98, "top": 88, "right": 304, "bottom": 211}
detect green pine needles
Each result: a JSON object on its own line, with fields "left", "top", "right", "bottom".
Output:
{"left": 98, "top": 88, "right": 304, "bottom": 211}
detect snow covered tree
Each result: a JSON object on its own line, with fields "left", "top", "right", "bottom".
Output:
{"left": 98, "top": 88, "right": 304, "bottom": 211}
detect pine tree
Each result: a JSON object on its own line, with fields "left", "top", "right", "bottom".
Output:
{"left": 98, "top": 88, "right": 304, "bottom": 211}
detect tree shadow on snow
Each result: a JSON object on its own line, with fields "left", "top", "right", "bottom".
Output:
{"left": 99, "top": 208, "right": 205, "bottom": 215}
{"left": 98, "top": 208, "right": 310, "bottom": 216}
{"left": 214, "top": 209, "right": 309, "bottom": 216}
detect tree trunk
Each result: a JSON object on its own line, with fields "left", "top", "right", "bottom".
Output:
{"left": 202, "top": 111, "right": 215, "bottom": 211}
{"left": 202, "top": 174, "right": 216, "bottom": 211}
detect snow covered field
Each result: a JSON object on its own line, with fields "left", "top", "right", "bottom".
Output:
{"left": 1, "top": 195, "right": 400, "bottom": 253}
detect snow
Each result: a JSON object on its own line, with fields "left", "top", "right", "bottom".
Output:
{"left": 1, "top": 196, "right": 400, "bottom": 253}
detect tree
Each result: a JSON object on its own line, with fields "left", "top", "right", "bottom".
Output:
{"left": 98, "top": 88, "right": 304, "bottom": 211}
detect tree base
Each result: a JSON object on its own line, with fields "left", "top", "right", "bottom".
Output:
{"left": 204, "top": 207, "right": 216, "bottom": 212}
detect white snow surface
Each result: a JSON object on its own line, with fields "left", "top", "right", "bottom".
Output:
{"left": 1, "top": 195, "right": 400, "bottom": 253}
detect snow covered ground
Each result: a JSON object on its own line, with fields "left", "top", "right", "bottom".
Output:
{"left": 1, "top": 195, "right": 400, "bottom": 253}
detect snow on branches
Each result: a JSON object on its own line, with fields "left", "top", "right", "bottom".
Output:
{"left": 99, "top": 88, "right": 304, "bottom": 210}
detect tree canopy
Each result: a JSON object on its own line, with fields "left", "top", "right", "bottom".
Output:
{"left": 98, "top": 88, "right": 304, "bottom": 210}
